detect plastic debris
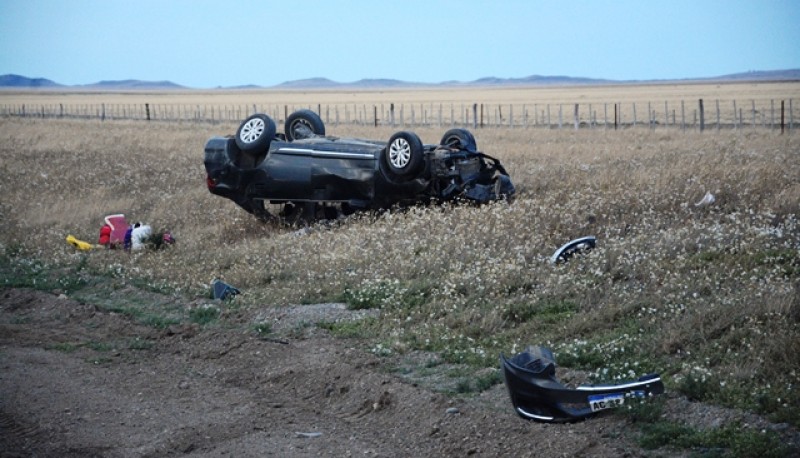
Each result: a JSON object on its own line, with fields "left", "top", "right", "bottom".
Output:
{"left": 211, "top": 279, "right": 241, "bottom": 300}
{"left": 66, "top": 234, "right": 98, "bottom": 251}
{"left": 501, "top": 346, "right": 664, "bottom": 422}
{"left": 549, "top": 236, "right": 596, "bottom": 264}
{"left": 694, "top": 191, "right": 716, "bottom": 207}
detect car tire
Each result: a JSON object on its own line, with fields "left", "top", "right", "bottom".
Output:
{"left": 440, "top": 128, "right": 477, "bottom": 152}
{"left": 285, "top": 109, "right": 325, "bottom": 141}
{"left": 383, "top": 131, "right": 424, "bottom": 179}
{"left": 236, "top": 114, "right": 277, "bottom": 152}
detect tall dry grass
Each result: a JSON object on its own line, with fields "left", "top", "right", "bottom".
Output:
{"left": 1, "top": 115, "right": 798, "bottom": 423}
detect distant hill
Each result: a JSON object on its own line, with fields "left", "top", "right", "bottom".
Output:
{"left": 705, "top": 69, "right": 800, "bottom": 81}
{"left": 270, "top": 70, "right": 799, "bottom": 89}
{"left": 273, "top": 77, "right": 339, "bottom": 89}
{"left": 0, "top": 74, "right": 62, "bottom": 88}
{"left": 468, "top": 74, "right": 609, "bottom": 86}
{"left": 82, "top": 79, "right": 185, "bottom": 90}
{"left": 273, "top": 77, "right": 424, "bottom": 89}
{"left": 0, "top": 74, "right": 184, "bottom": 90}
{"left": 1, "top": 69, "right": 797, "bottom": 90}
{"left": 271, "top": 75, "right": 607, "bottom": 89}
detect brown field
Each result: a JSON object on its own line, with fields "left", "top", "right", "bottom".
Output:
{"left": 1, "top": 85, "right": 799, "bottom": 456}
{"left": 2, "top": 81, "right": 799, "bottom": 105}
{"left": 3, "top": 81, "right": 800, "bottom": 127}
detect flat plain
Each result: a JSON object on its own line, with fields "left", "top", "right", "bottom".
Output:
{"left": 1, "top": 83, "right": 799, "bottom": 456}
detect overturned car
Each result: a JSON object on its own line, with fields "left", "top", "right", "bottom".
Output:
{"left": 204, "top": 109, "right": 514, "bottom": 223}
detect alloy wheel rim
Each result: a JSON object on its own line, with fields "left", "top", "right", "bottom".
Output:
{"left": 241, "top": 118, "right": 265, "bottom": 143}
{"left": 389, "top": 138, "right": 411, "bottom": 168}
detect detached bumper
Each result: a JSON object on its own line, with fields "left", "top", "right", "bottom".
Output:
{"left": 501, "top": 346, "right": 664, "bottom": 422}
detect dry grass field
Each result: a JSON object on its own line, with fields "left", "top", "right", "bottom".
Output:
{"left": 1, "top": 84, "right": 799, "bottom": 456}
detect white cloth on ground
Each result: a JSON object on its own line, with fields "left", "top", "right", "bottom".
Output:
{"left": 131, "top": 224, "right": 152, "bottom": 251}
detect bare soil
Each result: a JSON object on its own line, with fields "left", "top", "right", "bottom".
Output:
{"left": 1, "top": 288, "right": 795, "bottom": 457}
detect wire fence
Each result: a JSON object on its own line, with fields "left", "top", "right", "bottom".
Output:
{"left": 0, "top": 98, "right": 795, "bottom": 132}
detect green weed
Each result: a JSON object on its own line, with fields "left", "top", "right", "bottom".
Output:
{"left": 252, "top": 322, "right": 273, "bottom": 338}
{"left": 189, "top": 306, "right": 220, "bottom": 325}
{"left": 638, "top": 421, "right": 790, "bottom": 458}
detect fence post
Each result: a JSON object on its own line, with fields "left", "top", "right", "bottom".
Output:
{"left": 523, "top": 105, "right": 528, "bottom": 128}
{"left": 633, "top": 103, "right": 637, "bottom": 127}
{"left": 473, "top": 103, "right": 478, "bottom": 129}
{"left": 751, "top": 100, "right": 756, "bottom": 130}
{"left": 790, "top": 99, "right": 794, "bottom": 132}
{"left": 698, "top": 99, "right": 704, "bottom": 132}
{"left": 770, "top": 99, "right": 775, "bottom": 129}
{"left": 733, "top": 100, "right": 738, "bottom": 129}
{"left": 781, "top": 100, "right": 785, "bottom": 134}
{"left": 681, "top": 100, "right": 685, "bottom": 132}
{"left": 558, "top": 104, "right": 562, "bottom": 129}
{"left": 145, "top": 103, "right": 150, "bottom": 121}
{"left": 547, "top": 104, "right": 551, "bottom": 129}
{"left": 573, "top": 104, "right": 579, "bottom": 130}
{"left": 715, "top": 99, "right": 720, "bottom": 131}
{"left": 614, "top": 104, "right": 617, "bottom": 130}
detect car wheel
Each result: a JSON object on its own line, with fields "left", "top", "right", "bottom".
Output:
{"left": 248, "top": 199, "right": 275, "bottom": 223}
{"left": 440, "top": 128, "right": 477, "bottom": 152}
{"left": 383, "top": 131, "right": 424, "bottom": 178}
{"left": 285, "top": 109, "right": 325, "bottom": 141}
{"left": 236, "top": 114, "right": 277, "bottom": 152}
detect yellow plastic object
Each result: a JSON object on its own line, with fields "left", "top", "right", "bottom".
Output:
{"left": 66, "top": 234, "right": 95, "bottom": 251}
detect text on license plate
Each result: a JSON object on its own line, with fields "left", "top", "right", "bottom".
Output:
{"left": 588, "top": 393, "right": 625, "bottom": 412}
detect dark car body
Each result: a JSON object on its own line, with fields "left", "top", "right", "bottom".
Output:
{"left": 204, "top": 110, "right": 514, "bottom": 222}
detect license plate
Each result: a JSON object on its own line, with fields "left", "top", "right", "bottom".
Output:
{"left": 588, "top": 393, "right": 625, "bottom": 412}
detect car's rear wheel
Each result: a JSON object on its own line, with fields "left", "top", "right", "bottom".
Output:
{"left": 236, "top": 114, "right": 277, "bottom": 152}
{"left": 383, "top": 131, "right": 424, "bottom": 179}
{"left": 249, "top": 200, "right": 312, "bottom": 226}
{"left": 440, "top": 128, "right": 477, "bottom": 152}
{"left": 285, "top": 109, "right": 325, "bottom": 141}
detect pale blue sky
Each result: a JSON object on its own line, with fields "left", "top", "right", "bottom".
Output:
{"left": 1, "top": 0, "right": 798, "bottom": 88}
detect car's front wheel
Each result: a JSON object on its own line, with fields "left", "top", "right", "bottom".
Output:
{"left": 236, "top": 114, "right": 277, "bottom": 152}
{"left": 383, "top": 131, "right": 424, "bottom": 179}
{"left": 440, "top": 128, "right": 477, "bottom": 152}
